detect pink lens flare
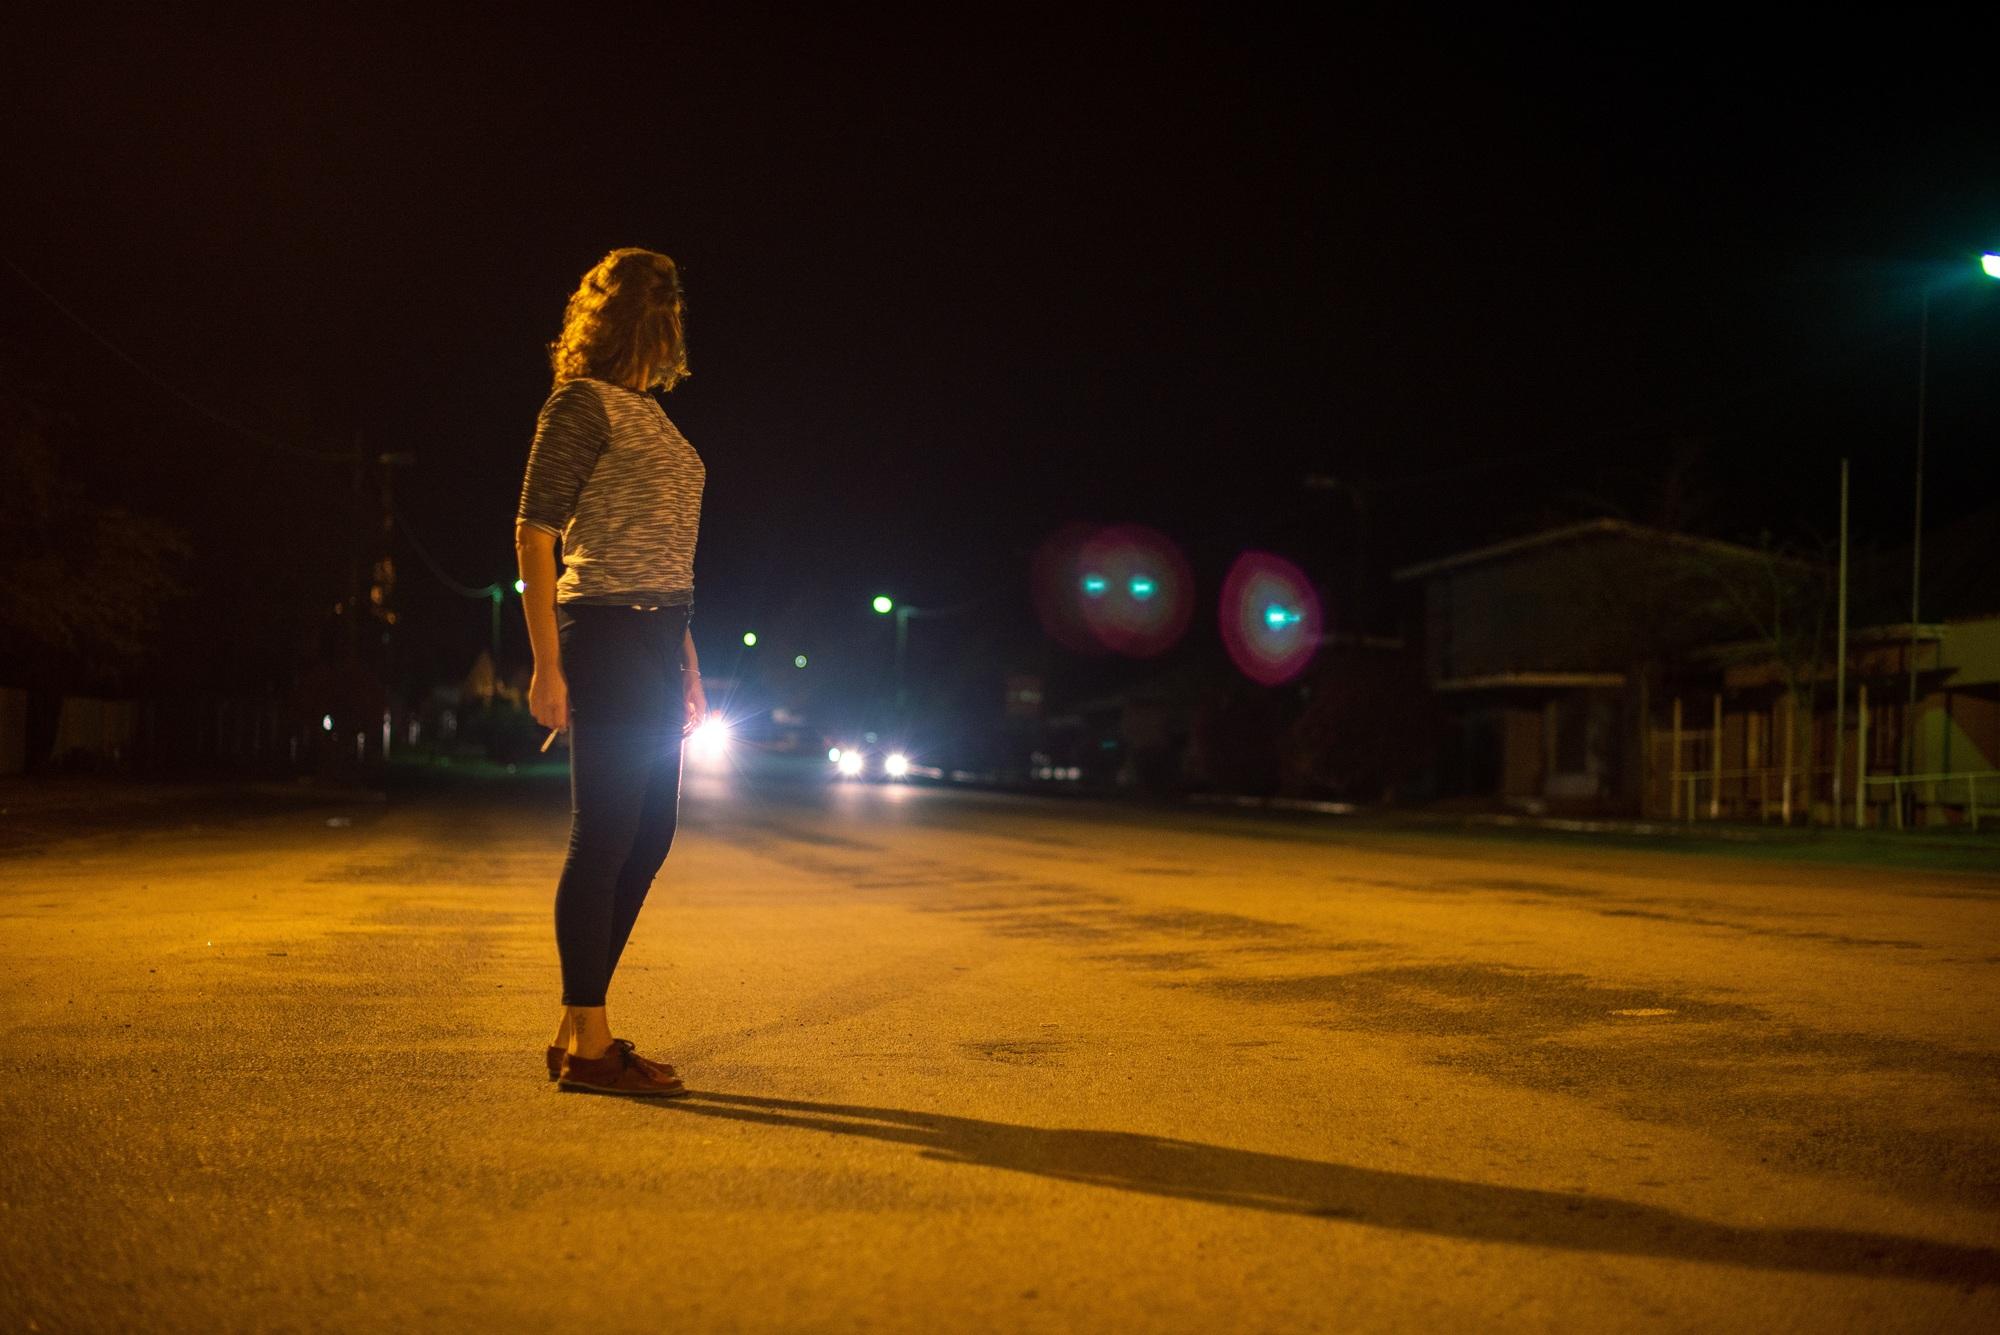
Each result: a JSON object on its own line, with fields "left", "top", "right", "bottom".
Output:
{"left": 1032, "top": 522, "right": 1193, "bottom": 658}
{"left": 1219, "top": 551, "right": 1322, "bottom": 685}
{"left": 1031, "top": 522, "right": 1107, "bottom": 656}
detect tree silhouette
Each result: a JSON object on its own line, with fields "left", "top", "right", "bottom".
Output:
{"left": 0, "top": 369, "right": 189, "bottom": 688}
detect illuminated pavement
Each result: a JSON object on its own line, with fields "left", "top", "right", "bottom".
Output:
{"left": 3, "top": 759, "right": 1997, "bottom": 1332}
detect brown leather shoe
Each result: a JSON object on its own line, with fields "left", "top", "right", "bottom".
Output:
{"left": 556, "top": 1044, "right": 687, "bottom": 1097}
{"left": 545, "top": 1038, "right": 679, "bottom": 1083}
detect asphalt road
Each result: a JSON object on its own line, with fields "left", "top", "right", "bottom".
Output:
{"left": 3, "top": 757, "right": 1998, "bottom": 1333}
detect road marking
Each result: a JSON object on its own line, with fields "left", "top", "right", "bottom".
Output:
{"left": 1610, "top": 1008, "right": 1676, "bottom": 1017}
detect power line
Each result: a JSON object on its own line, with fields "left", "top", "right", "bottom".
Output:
{"left": 1309, "top": 306, "right": 1934, "bottom": 500}
{"left": 1, "top": 254, "right": 354, "bottom": 463}
{"left": 392, "top": 506, "right": 501, "bottom": 599}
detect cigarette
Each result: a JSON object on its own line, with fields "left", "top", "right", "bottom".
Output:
{"left": 540, "top": 728, "right": 562, "bottom": 753}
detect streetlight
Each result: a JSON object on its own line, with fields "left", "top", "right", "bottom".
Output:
{"left": 1903, "top": 252, "right": 2000, "bottom": 791}
{"left": 870, "top": 593, "right": 955, "bottom": 715}
{"left": 870, "top": 594, "right": 913, "bottom": 712}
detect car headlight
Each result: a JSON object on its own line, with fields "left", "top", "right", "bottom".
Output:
{"left": 884, "top": 752, "right": 910, "bottom": 778}
{"left": 690, "top": 716, "right": 730, "bottom": 762}
{"left": 837, "top": 750, "right": 865, "bottom": 776}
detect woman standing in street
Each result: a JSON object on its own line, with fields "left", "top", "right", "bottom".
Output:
{"left": 515, "top": 247, "right": 705, "bottom": 1096}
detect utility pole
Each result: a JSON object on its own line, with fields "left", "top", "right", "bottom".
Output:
{"left": 345, "top": 433, "right": 368, "bottom": 662}
{"left": 1303, "top": 469, "right": 1371, "bottom": 640}
{"left": 1833, "top": 458, "right": 1849, "bottom": 823}
{"left": 1903, "top": 287, "right": 1928, "bottom": 802}
{"left": 374, "top": 450, "right": 415, "bottom": 748}
{"left": 374, "top": 451, "right": 414, "bottom": 634}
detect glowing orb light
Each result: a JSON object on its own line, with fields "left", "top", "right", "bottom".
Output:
{"left": 1220, "top": 551, "right": 1322, "bottom": 685}
{"left": 884, "top": 752, "right": 910, "bottom": 778}
{"left": 689, "top": 715, "right": 731, "bottom": 764}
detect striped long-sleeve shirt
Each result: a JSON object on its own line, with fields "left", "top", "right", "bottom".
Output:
{"left": 516, "top": 377, "right": 705, "bottom": 606}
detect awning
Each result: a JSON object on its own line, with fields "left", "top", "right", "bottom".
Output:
{"left": 1434, "top": 672, "right": 1627, "bottom": 691}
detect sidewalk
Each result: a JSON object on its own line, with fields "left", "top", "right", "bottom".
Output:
{"left": 1185, "top": 791, "right": 2000, "bottom": 875}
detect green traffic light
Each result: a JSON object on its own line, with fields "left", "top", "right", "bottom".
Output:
{"left": 513, "top": 579, "right": 526, "bottom": 594}
{"left": 742, "top": 632, "right": 758, "bottom": 647}
{"left": 1983, "top": 253, "right": 2000, "bottom": 280}
{"left": 794, "top": 654, "right": 808, "bottom": 668}
{"left": 872, "top": 595, "right": 894, "bottom": 614}
{"left": 1128, "top": 575, "right": 1156, "bottom": 600}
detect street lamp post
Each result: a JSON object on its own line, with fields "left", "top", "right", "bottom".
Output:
{"left": 872, "top": 595, "right": 911, "bottom": 713}
{"left": 1903, "top": 253, "right": 2000, "bottom": 802}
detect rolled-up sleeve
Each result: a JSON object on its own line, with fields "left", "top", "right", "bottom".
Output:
{"left": 517, "top": 381, "right": 609, "bottom": 534}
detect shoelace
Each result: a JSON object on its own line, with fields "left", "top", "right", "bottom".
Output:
{"left": 612, "top": 1038, "right": 678, "bottom": 1079}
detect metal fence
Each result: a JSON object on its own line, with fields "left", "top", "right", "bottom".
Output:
{"left": 1667, "top": 764, "right": 1997, "bottom": 829}
{"left": 1859, "top": 771, "right": 1998, "bottom": 831}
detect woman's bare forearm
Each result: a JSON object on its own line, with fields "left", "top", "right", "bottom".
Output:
{"left": 513, "top": 522, "right": 562, "bottom": 669}
{"left": 682, "top": 625, "right": 699, "bottom": 677}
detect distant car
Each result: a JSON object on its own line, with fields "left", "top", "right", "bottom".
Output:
{"left": 828, "top": 741, "right": 914, "bottom": 782}
{"left": 686, "top": 714, "right": 733, "bottom": 766}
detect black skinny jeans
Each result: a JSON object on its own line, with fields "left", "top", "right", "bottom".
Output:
{"left": 553, "top": 601, "right": 689, "bottom": 1008}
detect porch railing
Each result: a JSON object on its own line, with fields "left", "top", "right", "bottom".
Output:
{"left": 1858, "top": 771, "right": 1999, "bottom": 831}
{"left": 1670, "top": 766, "right": 1999, "bottom": 829}
{"left": 1671, "top": 765, "right": 1829, "bottom": 825}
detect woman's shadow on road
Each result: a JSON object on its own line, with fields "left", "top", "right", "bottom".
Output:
{"left": 648, "top": 1091, "right": 1996, "bottom": 1288}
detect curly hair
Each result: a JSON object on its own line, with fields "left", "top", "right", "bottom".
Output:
{"left": 548, "top": 248, "right": 688, "bottom": 392}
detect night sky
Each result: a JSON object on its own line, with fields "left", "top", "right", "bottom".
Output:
{"left": 4, "top": 10, "right": 1995, "bottom": 701}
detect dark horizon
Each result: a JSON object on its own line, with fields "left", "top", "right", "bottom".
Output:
{"left": 3, "top": 10, "right": 1996, "bottom": 700}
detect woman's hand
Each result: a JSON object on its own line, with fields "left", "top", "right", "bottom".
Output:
{"left": 513, "top": 525, "right": 567, "bottom": 733}
{"left": 683, "top": 670, "right": 707, "bottom": 735}
{"left": 529, "top": 666, "right": 570, "bottom": 731}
